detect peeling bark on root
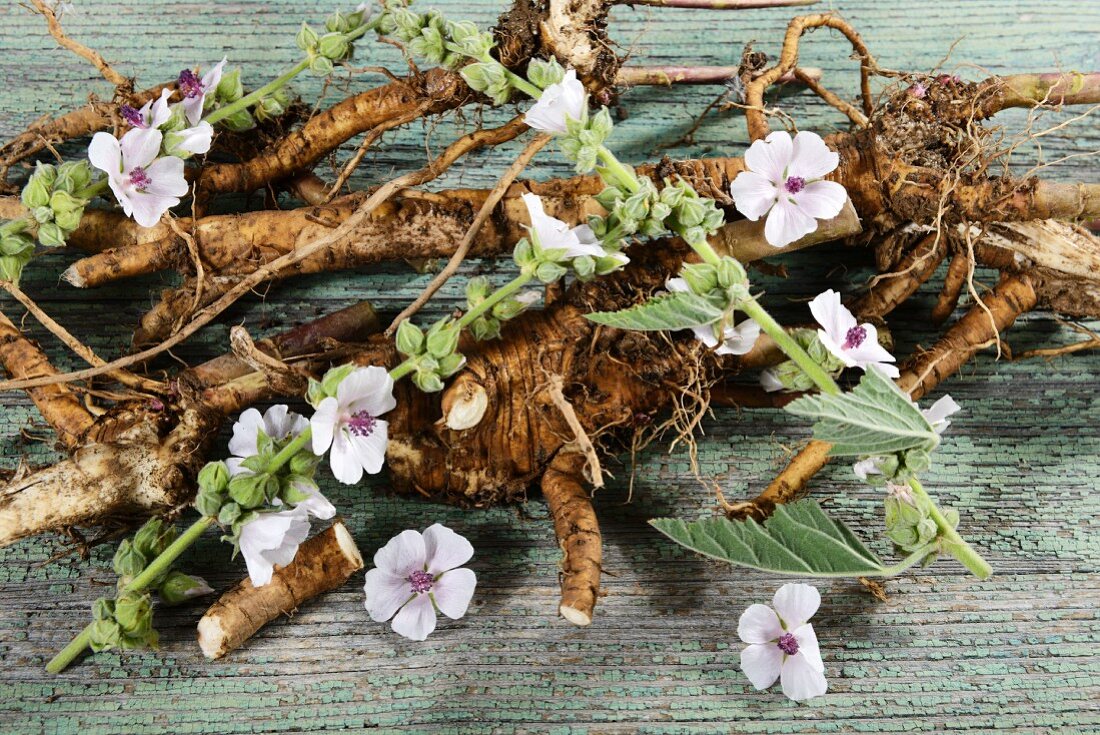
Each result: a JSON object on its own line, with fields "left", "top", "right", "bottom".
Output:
{"left": 728, "top": 275, "right": 1038, "bottom": 521}
{"left": 543, "top": 453, "right": 601, "bottom": 626}
{"left": 197, "top": 521, "right": 364, "bottom": 659}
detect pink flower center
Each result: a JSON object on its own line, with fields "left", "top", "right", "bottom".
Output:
{"left": 120, "top": 104, "right": 146, "bottom": 128}
{"left": 784, "top": 176, "right": 806, "bottom": 194}
{"left": 843, "top": 325, "right": 867, "bottom": 350}
{"left": 347, "top": 410, "right": 377, "bottom": 438}
{"left": 408, "top": 569, "right": 433, "bottom": 594}
{"left": 128, "top": 166, "right": 152, "bottom": 191}
{"left": 777, "top": 632, "right": 799, "bottom": 656}
{"left": 178, "top": 69, "right": 204, "bottom": 98}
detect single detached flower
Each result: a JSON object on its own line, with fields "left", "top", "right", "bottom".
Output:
{"left": 522, "top": 192, "right": 605, "bottom": 260}
{"left": 311, "top": 365, "right": 396, "bottom": 484}
{"left": 88, "top": 129, "right": 188, "bottom": 227}
{"left": 923, "top": 394, "right": 961, "bottom": 434}
{"left": 524, "top": 68, "right": 587, "bottom": 134}
{"left": 809, "top": 289, "right": 898, "bottom": 377}
{"left": 729, "top": 130, "right": 848, "bottom": 248}
{"left": 666, "top": 278, "right": 761, "bottom": 355}
{"left": 238, "top": 508, "right": 312, "bottom": 587}
{"left": 179, "top": 57, "right": 227, "bottom": 125}
{"left": 364, "top": 524, "right": 477, "bottom": 641}
{"left": 738, "top": 583, "right": 827, "bottom": 701}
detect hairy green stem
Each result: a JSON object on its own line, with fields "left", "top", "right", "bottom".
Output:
{"left": 908, "top": 478, "right": 992, "bottom": 579}
{"left": 204, "top": 58, "right": 310, "bottom": 125}
{"left": 739, "top": 298, "right": 841, "bottom": 396}
{"left": 596, "top": 146, "right": 641, "bottom": 194}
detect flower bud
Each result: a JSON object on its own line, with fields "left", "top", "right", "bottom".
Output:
{"left": 469, "top": 316, "right": 501, "bottom": 341}
{"left": 318, "top": 33, "right": 351, "bottom": 60}
{"left": 37, "top": 221, "right": 65, "bottom": 247}
{"left": 228, "top": 473, "right": 269, "bottom": 509}
{"left": 0, "top": 251, "right": 32, "bottom": 283}
{"left": 680, "top": 262, "right": 719, "bottom": 295}
{"left": 92, "top": 597, "right": 115, "bottom": 621}
{"left": 21, "top": 166, "right": 54, "bottom": 209}
{"left": 112, "top": 540, "right": 148, "bottom": 579}
{"left": 216, "top": 68, "right": 244, "bottom": 102}
{"left": 296, "top": 22, "right": 320, "bottom": 52}
{"left": 395, "top": 319, "right": 426, "bottom": 357}
{"left": 325, "top": 10, "right": 350, "bottom": 33}
{"left": 535, "top": 261, "right": 568, "bottom": 284}
{"left": 54, "top": 160, "right": 92, "bottom": 193}
{"left": 198, "top": 460, "right": 230, "bottom": 494}
{"left": 413, "top": 369, "right": 444, "bottom": 393}
{"left": 88, "top": 618, "right": 123, "bottom": 652}
{"left": 220, "top": 108, "right": 256, "bottom": 132}
{"left": 113, "top": 591, "right": 153, "bottom": 633}
{"left": 309, "top": 55, "right": 335, "bottom": 76}
{"left": 527, "top": 57, "right": 565, "bottom": 89}
{"left": 132, "top": 517, "right": 176, "bottom": 558}
{"left": 426, "top": 318, "right": 461, "bottom": 359}
{"left": 436, "top": 352, "right": 466, "bottom": 378}
{"left": 594, "top": 186, "right": 622, "bottom": 212}
{"left": 158, "top": 571, "right": 215, "bottom": 605}
{"left": 571, "top": 254, "right": 595, "bottom": 280}
{"left": 218, "top": 501, "right": 243, "bottom": 526}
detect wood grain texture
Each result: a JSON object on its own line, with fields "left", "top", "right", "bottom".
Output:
{"left": 0, "top": 0, "right": 1098, "bottom": 732}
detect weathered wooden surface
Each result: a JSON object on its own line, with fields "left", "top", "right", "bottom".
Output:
{"left": 1, "top": 0, "right": 1098, "bottom": 732}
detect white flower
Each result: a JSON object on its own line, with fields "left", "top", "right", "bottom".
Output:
{"left": 738, "top": 583, "right": 827, "bottom": 702}
{"left": 666, "top": 278, "right": 761, "bottom": 356}
{"left": 238, "top": 508, "right": 312, "bottom": 587}
{"left": 522, "top": 192, "right": 605, "bottom": 260}
{"left": 120, "top": 88, "right": 173, "bottom": 130}
{"left": 729, "top": 130, "right": 848, "bottom": 248}
{"left": 311, "top": 366, "right": 396, "bottom": 485}
{"left": 364, "top": 524, "right": 477, "bottom": 641}
{"left": 88, "top": 129, "right": 188, "bottom": 227}
{"left": 852, "top": 456, "right": 883, "bottom": 480}
{"left": 922, "top": 394, "right": 960, "bottom": 434}
{"left": 809, "top": 289, "right": 898, "bottom": 378}
{"left": 760, "top": 368, "right": 784, "bottom": 393}
{"left": 179, "top": 57, "right": 227, "bottom": 125}
{"left": 524, "top": 68, "right": 587, "bottom": 134}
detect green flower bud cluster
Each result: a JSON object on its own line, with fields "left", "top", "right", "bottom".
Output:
{"left": 855, "top": 448, "right": 933, "bottom": 487}
{"left": 560, "top": 107, "right": 612, "bottom": 174}
{"left": 764, "top": 329, "right": 848, "bottom": 392}
{"left": 884, "top": 484, "right": 959, "bottom": 555}
{"left": 395, "top": 318, "right": 465, "bottom": 392}
{"left": 380, "top": 1, "right": 495, "bottom": 71}
{"left": 657, "top": 179, "right": 727, "bottom": 247}
{"left": 20, "top": 161, "right": 94, "bottom": 248}
{"left": 88, "top": 518, "right": 213, "bottom": 653}
{"left": 208, "top": 68, "right": 258, "bottom": 131}
{"left": 0, "top": 219, "right": 34, "bottom": 283}
{"left": 193, "top": 432, "right": 320, "bottom": 545}
{"left": 526, "top": 57, "right": 566, "bottom": 89}
{"left": 465, "top": 276, "right": 537, "bottom": 341}
{"left": 297, "top": 5, "right": 372, "bottom": 76}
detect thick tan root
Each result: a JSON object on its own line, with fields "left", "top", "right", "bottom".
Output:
{"left": 197, "top": 521, "right": 363, "bottom": 659}
{"left": 730, "top": 275, "right": 1039, "bottom": 520}
{"left": 0, "top": 309, "right": 95, "bottom": 449}
{"left": 856, "top": 233, "right": 944, "bottom": 319}
{"left": 542, "top": 452, "right": 601, "bottom": 626}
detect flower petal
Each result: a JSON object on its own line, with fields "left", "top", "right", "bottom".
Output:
{"left": 772, "top": 582, "right": 820, "bottom": 629}
{"left": 737, "top": 603, "right": 784, "bottom": 644}
{"left": 432, "top": 567, "right": 476, "bottom": 619}
{"left": 341, "top": 420, "right": 388, "bottom": 478}
{"left": 690, "top": 323, "right": 720, "bottom": 348}
{"left": 793, "top": 180, "right": 847, "bottom": 221}
{"left": 329, "top": 431, "right": 365, "bottom": 485}
{"left": 852, "top": 457, "right": 881, "bottom": 480}
{"left": 788, "top": 130, "right": 840, "bottom": 180}
{"left": 172, "top": 122, "right": 214, "bottom": 155}
{"left": 228, "top": 407, "right": 265, "bottom": 458}
{"left": 760, "top": 368, "right": 784, "bottom": 392}
{"left": 148, "top": 88, "right": 174, "bottom": 128}
{"left": 763, "top": 196, "right": 817, "bottom": 248}
{"left": 423, "top": 523, "right": 475, "bottom": 574}
{"left": 127, "top": 191, "right": 177, "bottom": 228}
{"left": 374, "top": 529, "right": 427, "bottom": 577}
{"left": 120, "top": 128, "right": 163, "bottom": 170}
{"left": 339, "top": 365, "right": 397, "bottom": 417}
{"left": 143, "top": 155, "right": 189, "bottom": 197}
{"left": 390, "top": 593, "right": 437, "bottom": 641}
{"left": 744, "top": 130, "right": 793, "bottom": 184}
{"left": 923, "top": 394, "right": 961, "bottom": 433}
{"left": 310, "top": 396, "right": 339, "bottom": 455}
{"left": 808, "top": 289, "right": 857, "bottom": 342}
{"left": 791, "top": 623, "right": 824, "bottom": 672}
{"left": 665, "top": 277, "right": 690, "bottom": 293}
{"left": 846, "top": 323, "right": 898, "bottom": 373}
{"left": 817, "top": 329, "right": 857, "bottom": 368}
{"left": 780, "top": 651, "right": 828, "bottom": 701}
{"left": 293, "top": 483, "right": 336, "bottom": 520}
{"left": 729, "top": 170, "right": 779, "bottom": 221}
{"left": 740, "top": 643, "right": 783, "bottom": 690}
{"left": 183, "top": 96, "right": 205, "bottom": 127}
{"left": 716, "top": 318, "right": 761, "bottom": 356}
{"left": 524, "top": 69, "right": 586, "bottom": 134}
{"left": 364, "top": 568, "right": 413, "bottom": 622}
{"left": 87, "top": 132, "right": 122, "bottom": 174}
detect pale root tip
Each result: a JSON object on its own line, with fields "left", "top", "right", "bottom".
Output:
{"left": 559, "top": 604, "right": 592, "bottom": 627}
{"left": 61, "top": 266, "right": 85, "bottom": 288}
{"left": 332, "top": 521, "right": 364, "bottom": 570}
{"left": 196, "top": 615, "right": 226, "bottom": 659}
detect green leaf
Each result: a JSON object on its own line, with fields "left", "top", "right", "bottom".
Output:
{"left": 650, "top": 500, "right": 893, "bottom": 577}
{"left": 585, "top": 291, "right": 726, "bottom": 332}
{"left": 784, "top": 365, "right": 940, "bottom": 456}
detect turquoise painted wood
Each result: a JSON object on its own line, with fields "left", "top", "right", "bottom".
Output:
{"left": 0, "top": 0, "right": 1098, "bottom": 732}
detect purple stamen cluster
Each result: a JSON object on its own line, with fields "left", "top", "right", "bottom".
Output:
{"left": 408, "top": 569, "right": 433, "bottom": 594}
{"left": 776, "top": 632, "right": 800, "bottom": 656}
{"left": 178, "top": 69, "right": 203, "bottom": 98}
{"left": 784, "top": 176, "right": 806, "bottom": 194}
{"left": 128, "top": 166, "right": 152, "bottom": 191}
{"left": 120, "top": 104, "right": 146, "bottom": 128}
{"left": 347, "top": 410, "right": 377, "bottom": 438}
{"left": 843, "top": 325, "right": 867, "bottom": 350}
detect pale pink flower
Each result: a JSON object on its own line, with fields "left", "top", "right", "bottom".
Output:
{"left": 310, "top": 366, "right": 396, "bottom": 484}
{"left": 238, "top": 509, "right": 312, "bottom": 587}
{"left": 809, "top": 289, "right": 898, "bottom": 377}
{"left": 729, "top": 130, "right": 848, "bottom": 248}
{"left": 524, "top": 68, "right": 587, "bottom": 134}
{"left": 88, "top": 129, "right": 188, "bottom": 227}
{"left": 522, "top": 193, "right": 605, "bottom": 260}
{"left": 738, "top": 583, "right": 827, "bottom": 701}
{"left": 179, "top": 57, "right": 227, "bottom": 125}
{"left": 364, "top": 524, "right": 477, "bottom": 641}
{"left": 923, "top": 394, "right": 961, "bottom": 434}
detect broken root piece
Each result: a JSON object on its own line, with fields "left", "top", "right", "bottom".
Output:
{"left": 542, "top": 453, "right": 602, "bottom": 626}
{"left": 197, "top": 521, "right": 364, "bottom": 659}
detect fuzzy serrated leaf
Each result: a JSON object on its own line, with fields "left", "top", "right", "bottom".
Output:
{"left": 650, "top": 499, "right": 889, "bottom": 577}
{"left": 784, "top": 365, "right": 940, "bottom": 456}
{"left": 585, "top": 291, "right": 726, "bottom": 331}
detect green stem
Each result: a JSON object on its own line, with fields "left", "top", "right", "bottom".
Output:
{"left": 738, "top": 298, "right": 841, "bottom": 396}
{"left": 204, "top": 58, "right": 310, "bottom": 125}
{"left": 596, "top": 146, "right": 641, "bottom": 194}
{"left": 46, "top": 516, "right": 215, "bottom": 674}
{"left": 75, "top": 179, "right": 109, "bottom": 201}
{"left": 908, "top": 478, "right": 992, "bottom": 579}
{"left": 874, "top": 544, "right": 940, "bottom": 576}
{"left": 268, "top": 428, "right": 312, "bottom": 473}
{"left": 496, "top": 64, "right": 545, "bottom": 100}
